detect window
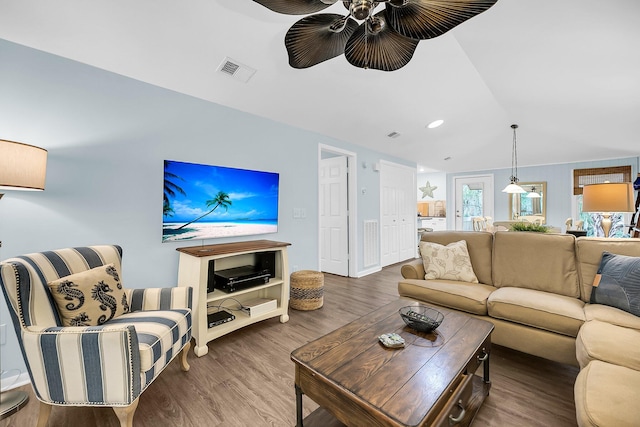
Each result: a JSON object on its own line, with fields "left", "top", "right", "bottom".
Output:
{"left": 573, "top": 166, "right": 632, "bottom": 237}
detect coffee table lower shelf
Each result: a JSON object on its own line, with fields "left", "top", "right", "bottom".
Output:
{"left": 299, "top": 374, "right": 490, "bottom": 427}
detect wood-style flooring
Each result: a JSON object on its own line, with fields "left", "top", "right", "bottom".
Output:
{"left": 1, "top": 262, "right": 579, "bottom": 426}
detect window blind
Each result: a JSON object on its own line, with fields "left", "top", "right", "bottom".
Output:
{"left": 573, "top": 165, "right": 632, "bottom": 195}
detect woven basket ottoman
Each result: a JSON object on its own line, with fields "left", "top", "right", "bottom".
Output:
{"left": 290, "top": 270, "right": 324, "bottom": 310}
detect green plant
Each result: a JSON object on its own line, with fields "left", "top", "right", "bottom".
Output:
{"left": 510, "top": 222, "right": 550, "bottom": 233}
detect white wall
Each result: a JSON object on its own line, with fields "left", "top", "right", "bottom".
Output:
{"left": 0, "top": 39, "right": 414, "bottom": 382}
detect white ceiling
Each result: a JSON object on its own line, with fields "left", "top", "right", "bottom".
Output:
{"left": 1, "top": 0, "right": 639, "bottom": 173}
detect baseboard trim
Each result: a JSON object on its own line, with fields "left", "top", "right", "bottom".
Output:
{"left": 355, "top": 266, "right": 382, "bottom": 278}
{"left": 1, "top": 371, "right": 30, "bottom": 391}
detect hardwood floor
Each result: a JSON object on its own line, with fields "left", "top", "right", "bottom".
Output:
{"left": 1, "top": 263, "right": 578, "bottom": 427}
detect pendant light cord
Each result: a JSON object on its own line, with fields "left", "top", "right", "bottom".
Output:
{"left": 511, "top": 124, "right": 519, "bottom": 183}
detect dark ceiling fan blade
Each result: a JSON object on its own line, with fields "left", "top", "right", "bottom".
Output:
{"left": 385, "top": 0, "right": 498, "bottom": 40}
{"left": 285, "top": 14, "right": 359, "bottom": 68}
{"left": 252, "top": 0, "right": 333, "bottom": 15}
{"left": 344, "top": 12, "right": 419, "bottom": 71}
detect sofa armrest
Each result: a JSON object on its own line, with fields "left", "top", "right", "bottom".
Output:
{"left": 126, "top": 286, "right": 193, "bottom": 311}
{"left": 23, "top": 324, "right": 141, "bottom": 405}
{"left": 401, "top": 259, "right": 425, "bottom": 280}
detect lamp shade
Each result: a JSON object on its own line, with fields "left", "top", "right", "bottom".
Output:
{"left": 0, "top": 139, "right": 48, "bottom": 191}
{"left": 502, "top": 183, "right": 526, "bottom": 193}
{"left": 582, "top": 182, "right": 635, "bottom": 213}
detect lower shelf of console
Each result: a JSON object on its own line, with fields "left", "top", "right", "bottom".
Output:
{"left": 206, "top": 306, "right": 288, "bottom": 339}
{"left": 193, "top": 281, "right": 290, "bottom": 357}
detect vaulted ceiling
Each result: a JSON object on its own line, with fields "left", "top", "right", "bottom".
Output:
{"left": 1, "top": 0, "right": 638, "bottom": 172}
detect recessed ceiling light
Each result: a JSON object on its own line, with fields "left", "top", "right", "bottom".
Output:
{"left": 427, "top": 119, "right": 444, "bottom": 129}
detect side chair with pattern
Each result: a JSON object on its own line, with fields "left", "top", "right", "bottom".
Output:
{"left": 0, "top": 245, "right": 192, "bottom": 427}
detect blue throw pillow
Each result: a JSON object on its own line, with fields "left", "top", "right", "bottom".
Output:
{"left": 590, "top": 252, "right": 640, "bottom": 317}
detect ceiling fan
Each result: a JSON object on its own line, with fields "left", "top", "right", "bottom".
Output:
{"left": 252, "top": 0, "right": 498, "bottom": 71}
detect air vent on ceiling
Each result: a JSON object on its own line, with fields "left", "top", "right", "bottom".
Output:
{"left": 217, "top": 57, "right": 256, "bottom": 83}
{"left": 387, "top": 131, "right": 401, "bottom": 139}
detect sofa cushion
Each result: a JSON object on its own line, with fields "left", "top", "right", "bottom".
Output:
{"left": 575, "top": 237, "right": 640, "bottom": 302}
{"left": 421, "top": 231, "right": 493, "bottom": 285}
{"left": 492, "top": 231, "right": 580, "bottom": 297}
{"left": 589, "top": 252, "right": 640, "bottom": 317}
{"left": 419, "top": 240, "right": 478, "bottom": 283}
{"left": 398, "top": 279, "right": 495, "bottom": 315}
{"left": 487, "top": 287, "right": 585, "bottom": 337}
{"left": 583, "top": 303, "right": 640, "bottom": 330}
{"left": 575, "top": 360, "right": 640, "bottom": 427}
{"left": 106, "top": 308, "right": 191, "bottom": 373}
{"left": 48, "top": 264, "right": 129, "bottom": 326}
{"left": 576, "top": 320, "right": 640, "bottom": 370}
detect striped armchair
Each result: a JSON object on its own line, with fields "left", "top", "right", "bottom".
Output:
{"left": 0, "top": 245, "right": 192, "bottom": 427}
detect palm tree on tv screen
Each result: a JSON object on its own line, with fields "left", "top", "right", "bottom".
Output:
{"left": 163, "top": 161, "right": 186, "bottom": 217}
{"left": 177, "top": 191, "right": 232, "bottom": 230}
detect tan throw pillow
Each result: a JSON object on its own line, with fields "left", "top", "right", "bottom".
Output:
{"left": 419, "top": 240, "right": 479, "bottom": 283}
{"left": 48, "top": 264, "right": 129, "bottom": 326}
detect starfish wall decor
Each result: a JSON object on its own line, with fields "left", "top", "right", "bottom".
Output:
{"left": 420, "top": 181, "right": 437, "bottom": 198}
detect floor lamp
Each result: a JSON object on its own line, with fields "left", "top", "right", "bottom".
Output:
{"left": 582, "top": 182, "right": 635, "bottom": 237}
{"left": 0, "top": 139, "right": 47, "bottom": 420}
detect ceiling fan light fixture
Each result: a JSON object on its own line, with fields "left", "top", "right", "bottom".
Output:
{"left": 350, "top": 0, "right": 376, "bottom": 20}
{"left": 252, "top": 0, "right": 498, "bottom": 70}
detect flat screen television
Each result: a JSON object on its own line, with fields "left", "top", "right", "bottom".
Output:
{"left": 163, "top": 160, "right": 279, "bottom": 242}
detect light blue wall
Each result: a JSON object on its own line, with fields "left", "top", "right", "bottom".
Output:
{"left": 0, "top": 39, "right": 413, "bottom": 380}
{"left": 446, "top": 158, "right": 639, "bottom": 228}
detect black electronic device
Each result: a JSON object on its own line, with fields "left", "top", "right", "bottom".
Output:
{"left": 255, "top": 251, "right": 276, "bottom": 278}
{"left": 213, "top": 265, "right": 270, "bottom": 293}
{"left": 207, "top": 259, "right": 216, "bottom": 293}
{"left": 207, "top": 310, "right": 235, "bottom": 328}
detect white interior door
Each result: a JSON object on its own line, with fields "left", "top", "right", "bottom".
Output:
{"left": 381, "top": 183, "right": 399, "bottom": 266}
{"left": 319, "top": 156, "right": 349, "bottom": 276}
{"left": 381, "top": 162, "right": 416, "bottom": 266}
{"left": 454, "top": 175, "right": 494, "bottom": 230}
{"left": 397, "top": 170, "right": 416, "bottom": 261}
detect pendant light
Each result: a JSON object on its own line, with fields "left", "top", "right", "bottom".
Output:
{"left": 527, "top": 186, "right": 541, "bottom": 198}
{"left": 502, "top": 124, "right": 526, "bottom": 194}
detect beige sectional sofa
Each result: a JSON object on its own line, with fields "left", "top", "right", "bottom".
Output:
{"left": 398, "top": 231, "right": 640, "bottom": 427}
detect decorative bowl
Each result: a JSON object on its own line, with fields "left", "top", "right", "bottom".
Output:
{"left": 399, "top": 306, "right": 444, "bottom": 333}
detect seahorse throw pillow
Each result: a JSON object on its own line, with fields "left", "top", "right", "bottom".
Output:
{"left": 419, "top": 240, "right": 479, "bottom": 283}
{"left": 48, "top": 263, "right": 129, "bottom": 326}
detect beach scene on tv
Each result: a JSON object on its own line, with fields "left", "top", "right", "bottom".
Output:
{"left": 163, "top": 160, "right": 279, "bottom": 242}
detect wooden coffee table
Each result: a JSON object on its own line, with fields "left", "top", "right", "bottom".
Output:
{"left": 291, "top": 299, "right": 494, "bottom": 427}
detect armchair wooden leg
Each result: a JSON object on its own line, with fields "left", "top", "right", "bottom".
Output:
{"left": 180, "top": 341, "right": 191, "bottom": 372}
{"left": 36, "top": 402, "right": 52, "bottom": 427}
{"left": 113, "top": 398, "right": 139, "bottom": 427}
